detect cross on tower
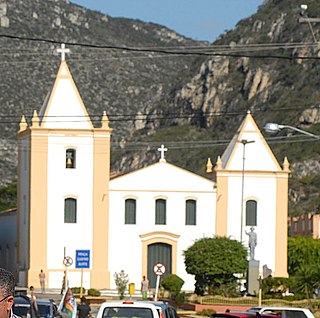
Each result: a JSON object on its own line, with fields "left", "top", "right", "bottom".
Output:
{"left": 57, "top": 43, "right": 70, "bottom": 61}
{"left": 157, "top": 144, "right": 167, "bottom": 162}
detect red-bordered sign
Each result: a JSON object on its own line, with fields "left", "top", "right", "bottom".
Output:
{"left": 153, "top": 263, "right": 166, "bottom": 276}
{"left": 63, "top": 256, "right": 73, "bottom": 267}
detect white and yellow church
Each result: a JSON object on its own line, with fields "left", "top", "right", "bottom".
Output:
{"left": 0, "top": 48, "right": 290, "bottom": 291}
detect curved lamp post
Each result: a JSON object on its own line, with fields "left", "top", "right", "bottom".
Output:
{"left": 264, "top": 123, "right": 320, "bottom": 140}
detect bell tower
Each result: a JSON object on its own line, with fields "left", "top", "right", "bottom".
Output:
{"left": 17, "top": 44, "right": 112, "bottom": 289}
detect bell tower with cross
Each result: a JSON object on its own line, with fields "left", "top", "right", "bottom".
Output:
{"left": 17, "top": 43, "right": 113, "bottom": 289}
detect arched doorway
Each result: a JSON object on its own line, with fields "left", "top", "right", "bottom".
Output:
{"left": 147, "top": 243, "right": 172, "bottom": 288}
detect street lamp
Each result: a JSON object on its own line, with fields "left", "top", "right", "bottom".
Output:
{"left": 264, "top": 123, "right": 320, "bottom": 139}
{"left": 239, "top": 139, "right": 255, "bottom": 242}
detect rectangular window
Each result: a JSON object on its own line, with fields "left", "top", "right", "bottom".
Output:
{"left": 186, "top": 199, "right": 196, "bottom": 225}
{"left": 64, "top": 198, "right": 77, "bottom": 223}
{"left": 125, "top": 199, "right": 136, "bottom": 224}
{"left": 155, "top": 199, "right": 166, "bottom": 225}
{"left": 246, "top": 200, "right": 257, "bottom": 226}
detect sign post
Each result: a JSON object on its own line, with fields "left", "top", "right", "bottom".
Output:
{"left": 63, "top": 255, "right": 73, "bottom": 293}
{"left": 76, "top": 250, "right": 90, "bottom": 298}
{"left": 153, "top": 263, "right": 166, "bottom": 301}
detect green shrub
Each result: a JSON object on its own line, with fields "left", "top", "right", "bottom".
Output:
{"left": 87, "top": 288, "right": 101, "bottom": 296}
{"left": 114, "top": 270, "right": 129, "bottom": 300}
{"left": 196, "top": 309, "right": 216, "bottom": 316}
{"left": 160, "top": 274, "right": 184, "bottom": 293}
{"left": 71, "top": 287, "right": 85, "bottom": 294}
{"left": 173, "top": 292, "right": 185, "bottom": 305}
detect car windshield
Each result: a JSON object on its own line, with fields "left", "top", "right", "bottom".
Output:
{"left": 13, "top": 305, "right": 31, "bottom": 318}
{"left": 102, "top": 307, "right": 154, "bottom": 318}
{"left": 38, "top": 304, "right": 51, "bottom": 318}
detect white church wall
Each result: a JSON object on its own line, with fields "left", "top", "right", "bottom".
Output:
{"left": 42, "top": 77, "right": 91, "bottom": 130}
{"left": 227, "top": 133, "right": 279, "bottom": 171}
{"left": 227, "top": 174, "right": 277, "bottom": 274}
{"left": 46, "top": 135, "right": 94, "bottom": 287}
{"left": 109, "top": 163, "right": 216, "bottom": 291}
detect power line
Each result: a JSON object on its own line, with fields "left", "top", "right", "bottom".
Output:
{"left": 1, "top": 33, "right": 320, "bottom": 60}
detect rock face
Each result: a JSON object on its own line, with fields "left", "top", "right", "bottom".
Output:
{"left": 0, "top": 0, "right": 319, "bottom": 215}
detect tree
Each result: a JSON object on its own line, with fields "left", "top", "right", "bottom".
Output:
{"left": 183, "top": 236, "right": 248, "bottom": 295}
{"left": 288, "top": 237, "right": 320, "bottom": 275}
{"left": 114, "top": 270, "right": 129, "bottom": 299}
{"left": 288, "top": 237, "right": 320, "bottom": 307}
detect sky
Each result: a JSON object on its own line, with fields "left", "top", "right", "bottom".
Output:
{"left": 71, "top": 0, "right": 265, "bottom": 42}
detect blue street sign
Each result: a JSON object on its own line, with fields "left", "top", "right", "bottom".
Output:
{"left": 75, "top": 250, "right": 90, "bottom": 269}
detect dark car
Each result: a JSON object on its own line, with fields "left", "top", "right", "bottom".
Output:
{"left": 146, "top": 301, "right": 179, "bottom": 318}
{"left": 37, "top": 299, "right": 62, "bottom": 318}
{"left": 13, "top": 295, "right": 33, "bottom": 318}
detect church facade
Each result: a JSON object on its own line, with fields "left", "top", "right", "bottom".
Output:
{"left": 0, "top": 51, "right": 290, "bottom": 291}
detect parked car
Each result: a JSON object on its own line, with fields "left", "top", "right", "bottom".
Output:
{"left": 211, "top": 312, "right": 278, "bottom": 318}
{"left": 145, "top": 301, "right": 179, "bottom": 318}
{"left": 247, "top": 306, "right": 315, "bottom": 318}
{"left": 96, "top": 301, "right": 160, "bottom": 318}
{"left": 37, "top": 299, "right": 62, "bottom": 318}
{"left": 13, "top": 295, "right": 33, "bottom": 318}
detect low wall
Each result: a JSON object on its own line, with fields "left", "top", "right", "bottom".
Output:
{"left": 181, "top": 303, "right": 251, "bottom": 313}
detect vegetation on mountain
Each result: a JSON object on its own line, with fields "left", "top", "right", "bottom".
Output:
{"left": 0, "top": 0, "right": 319, "bottom": 215}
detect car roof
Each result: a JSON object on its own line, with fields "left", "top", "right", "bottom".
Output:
{"left": 99, "top": 301, "right": 158, "bottom": 309}
{"left": 14, "top": 295, "right": 32, "bottom": 304}
{"left": 213, "top": 312, "right": 276, "bottom": 318}
{"left": 37, "top": 299, "right": 54, "bottom": 304}
{"left": 253, "top": 306, "right": 310, "bottom": 312}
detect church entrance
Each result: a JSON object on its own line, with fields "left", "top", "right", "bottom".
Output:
{"left": 147, "top": 243, "right": 172, "bottom": 288}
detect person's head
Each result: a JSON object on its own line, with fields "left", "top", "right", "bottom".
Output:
{"left": 29, "top": 286, "right": 34, "bottom": 291}
{"left": 143, "top": 276, "right": 146, "bottom": 280}
{"left": 0, "top": 268, "right": 15, "bottom": 318}
{"left": 40, "top": 270, "right": 43, "bottom": 273}
{"left": 80, "top": 296, "right": 86, "bottom": 304}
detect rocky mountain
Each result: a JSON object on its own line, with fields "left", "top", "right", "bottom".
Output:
{"left": 0, "top": 0, "right": 319, "bottom": 214}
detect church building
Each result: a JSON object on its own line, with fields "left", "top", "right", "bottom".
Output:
{"left": 0, "top": 46, "right": 290, "bottom": 292}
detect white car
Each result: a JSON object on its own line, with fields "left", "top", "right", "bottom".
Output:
{"left": 96, "top": 301, "right": 160, "bottom": 318}
{"left": 248, "top": 306, "right": 315, "bottom": 318}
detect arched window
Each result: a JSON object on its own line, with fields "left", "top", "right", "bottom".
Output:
{"left": 125, "top": 199, "right": 136, "bottom": 224}
{"left": 64, "top": 198, "right": 77, "bottom": 223}
{"left": 246, "top": 200, "right": 257, "bottom": 226}
{"left": 66, "top": 149, "right": 76, "bottom": 168}
{"left": 186, "top": 199, "right": 196, "bottom": 225}
{"left": 155, "top": 199, "right": 166, "bottom": 225}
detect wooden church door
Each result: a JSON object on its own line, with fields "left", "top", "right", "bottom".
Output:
{"left": 147, "top": 243, "right": 172, "bottom": 288}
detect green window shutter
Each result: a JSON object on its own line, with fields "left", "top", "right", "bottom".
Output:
{"left": 246, "top": 200, "right": 257, "bottom": 226}
{"left": 125, "top": 199, "right": 136, "bottom": 224}
{"left": 155, "top": 199, "right": 166, "bottom": 225}
{"left": 186, "top": 199, "right": 197, "bottom": 225}
{"left": 64, "top": 198, "right": 77, "bottom": 223}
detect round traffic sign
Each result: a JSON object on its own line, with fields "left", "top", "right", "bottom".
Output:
{"left": 63, "top": 256, "right": 73, "bottom": 267}
{"left": 153, "top": 263, "right": 166, "bottom": 276}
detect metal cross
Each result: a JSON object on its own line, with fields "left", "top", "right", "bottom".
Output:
{"left": 157, "top": 144, "right": 167, "bottom": 162}
{"left": 57, "top": 43, "right": 70, "bottom": 61}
